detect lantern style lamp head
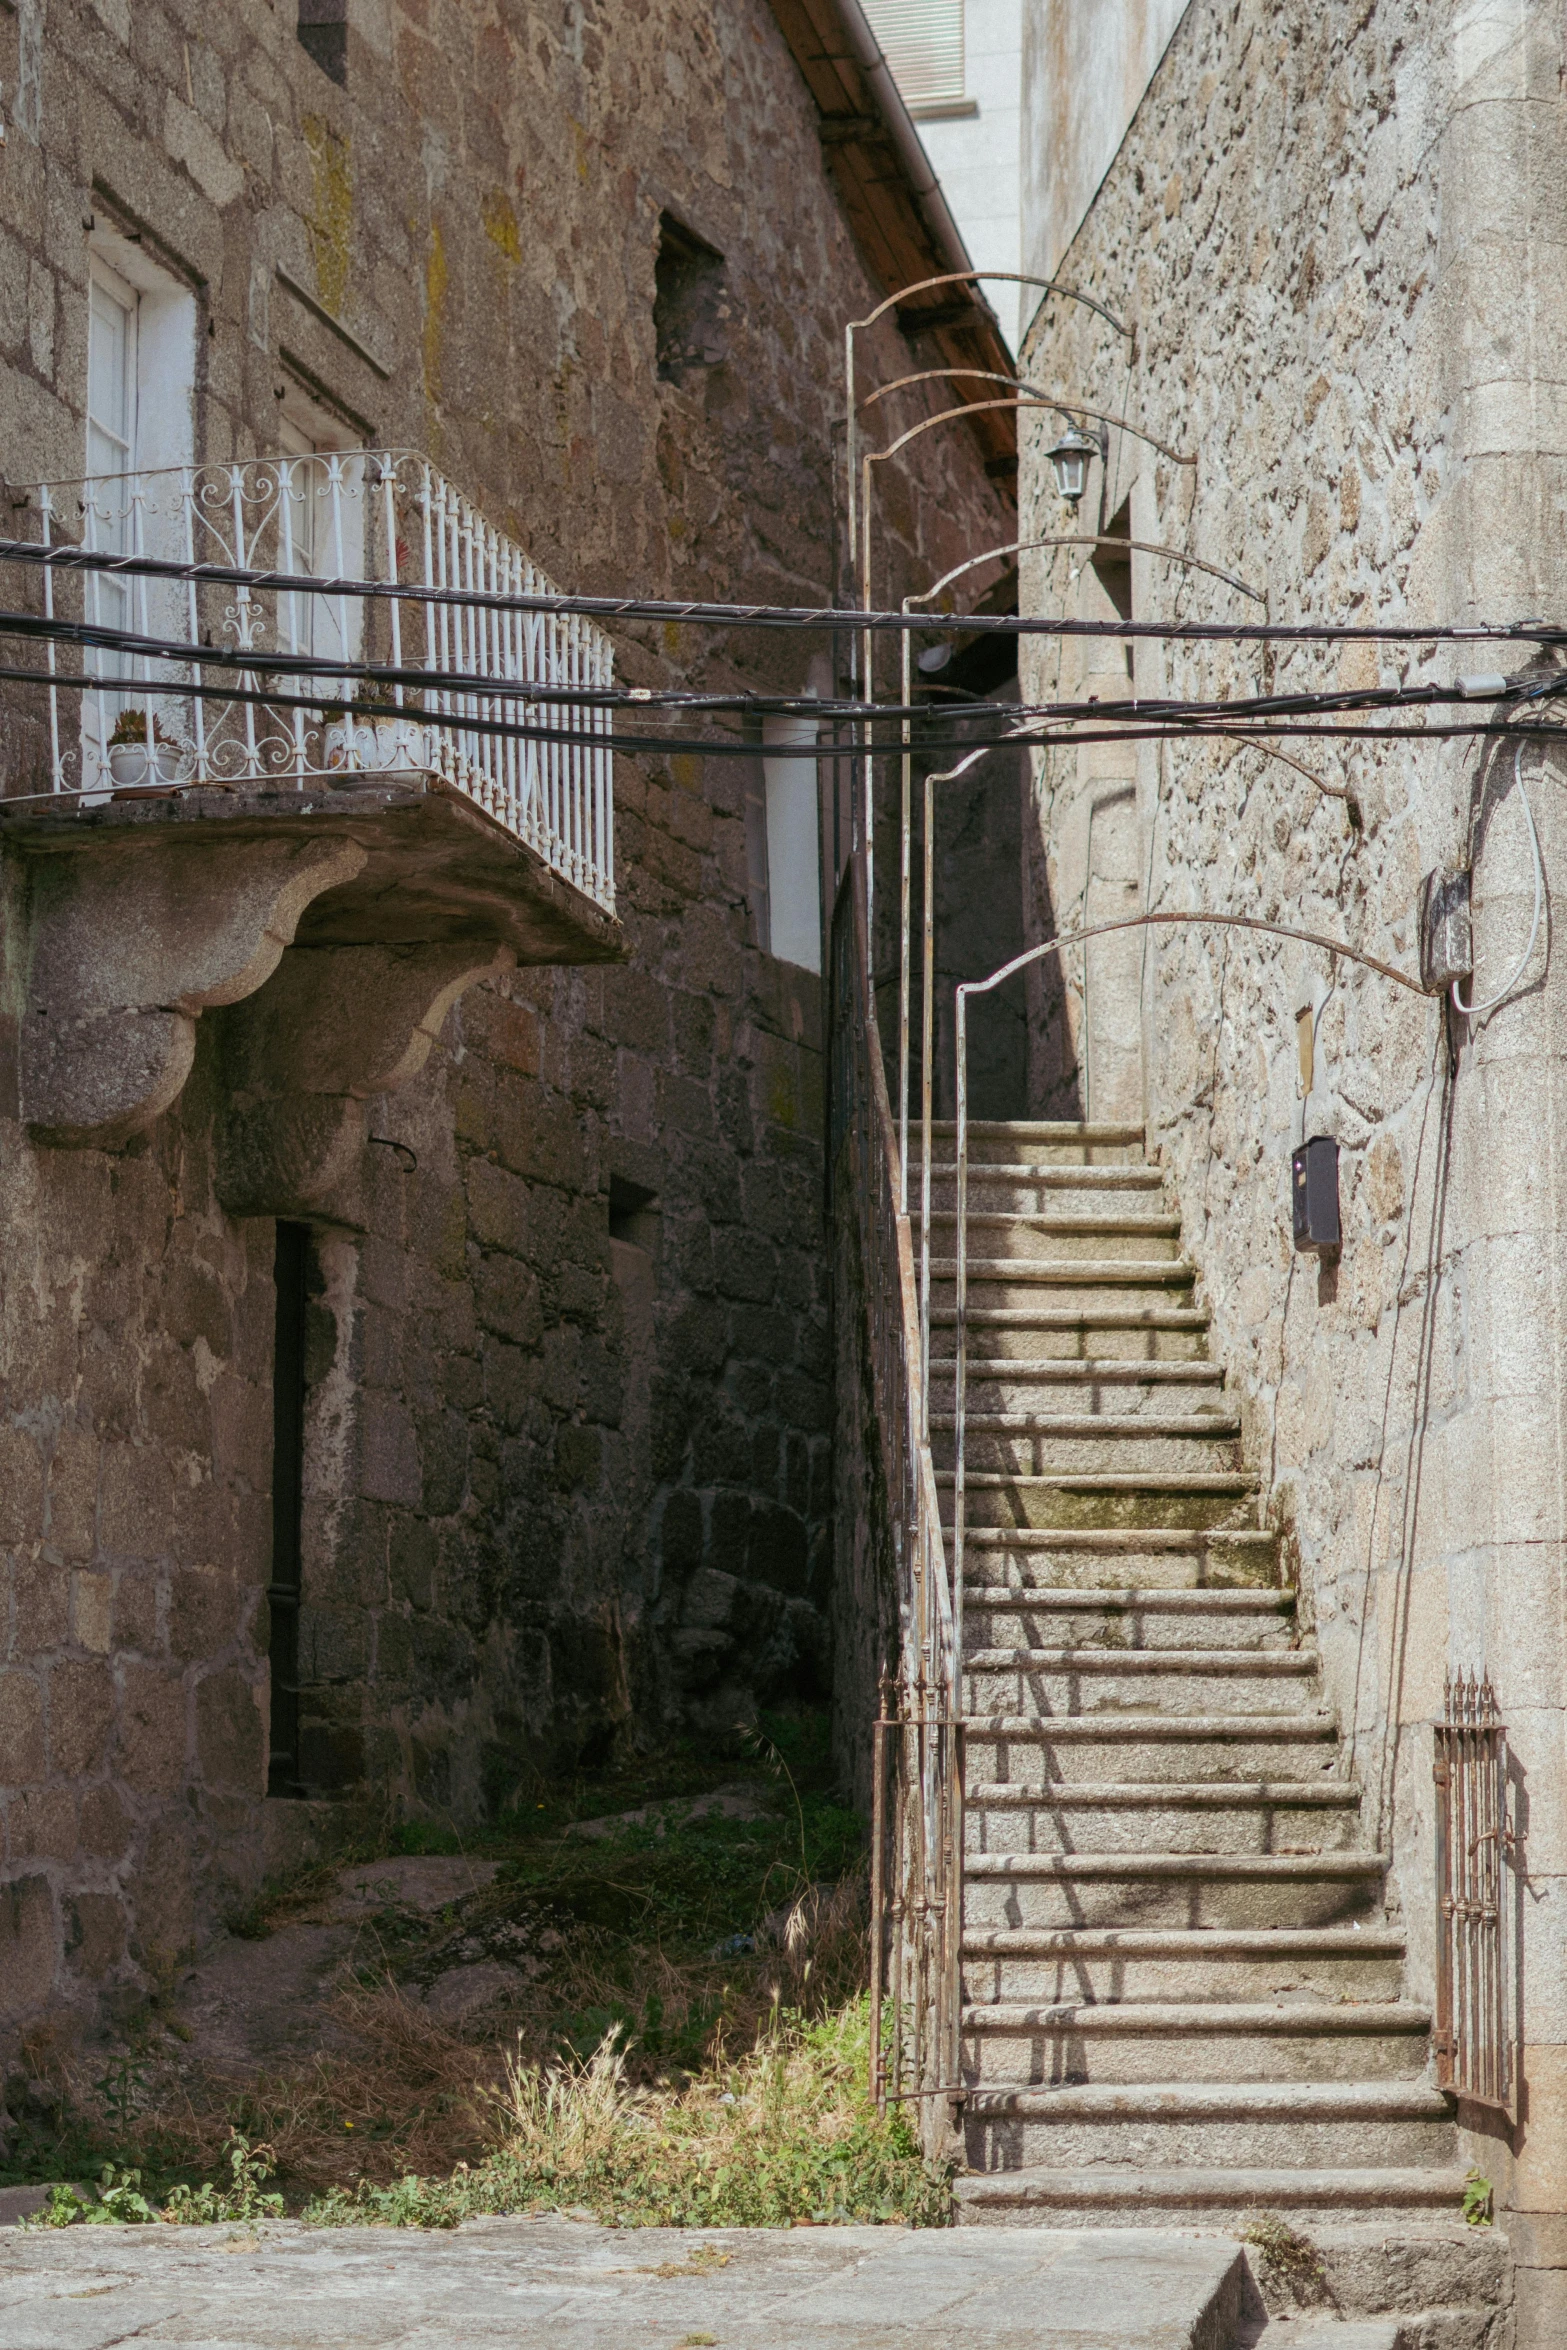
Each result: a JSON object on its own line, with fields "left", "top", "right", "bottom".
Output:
{"left": 1046, "top": 422, "right": 1101, "bottom": 509}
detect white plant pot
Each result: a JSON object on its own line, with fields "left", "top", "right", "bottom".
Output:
{"left": 108, "top": 742, "right": 183, "bottom": 789}
{"left": 374, "top": 718, "right": 429, "bottom": 770}
{"left": 324, "top": 719, "right": 377, "bottom": 772}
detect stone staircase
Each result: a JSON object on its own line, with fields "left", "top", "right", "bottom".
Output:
{"left": 913, "top": 1117, "right": 1470, "bottom": 2230}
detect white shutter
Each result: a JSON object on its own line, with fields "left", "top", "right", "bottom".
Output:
{"left": 861, "top": 0, "right": 966, "bottom": 109}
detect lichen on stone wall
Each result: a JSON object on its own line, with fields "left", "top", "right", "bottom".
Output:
{"left": 302, "top": 114, "right": 353, "bottom": 319}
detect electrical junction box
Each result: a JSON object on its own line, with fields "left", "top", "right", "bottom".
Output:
{"left": 1419, "top": 867, "right": 1473, "bottom": 993}
{"left": 1292, "top": 1134, "right": 1341, "bottom": 1255}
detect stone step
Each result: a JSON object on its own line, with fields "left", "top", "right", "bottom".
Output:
{"left": 961, "top": 1925, "right": 1408, "bottom": 2006}
{"left": 930, "top": 1306, "right": 1211, "bottom": 1363}
{"left": 918, "top": 1211, "right": 1185, "bottom": 1264}
{"left": 960, "top": 1999, "right": 1432, "bottom": 2086}
{"left": 963, "top": 1649, "right": 1319, "bottom": 1717}
{"left": 961, "top": 2077, "right": 1455, "bottom": 2170}
{"left": 933, "top": 1362, "right": 1229, "bottom": 1415}
{"left": 964, "top": 1713, "right": 1339, "bottom": 1785}
{"left": 960, "top": 1528, "right": 1281, "bottom": 1589}
{"left": 920, "top": 1161, "right": 1165, "bottom": 1199}
{"left": 932, "top": 1257, "right": 1196, "bottom": 1295}
{"left": 1249, "top": 2324, "right": 1400, "bottom": 2350}
{"left": 945, "top": 1469, "right": 1259, "bottom": 1531}
{"left": 963, "top": 1849, "right": 1385, "bottom": 1931}
{"left": 962, "top": 1587, "right": 1295, "bottom": 1647}
{"left": 952, "top": 2165, "right": 1472, "bottom": 2229}
{"left": 936, "top": 1418, "right": 1245, "bottom": 1478}
{"left": 966, "top": 1780, "right": 1363, "bottom": 1855}
{"left": 917, "top": 1119, "right": 1147, "bottom": 1166}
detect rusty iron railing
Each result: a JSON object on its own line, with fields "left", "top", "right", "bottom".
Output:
{"left": 831, "top": 860, "right": 963, "bottom": 2158}
{"left": 1434, "top": 1672, "right": 1515, "bottom": 2115}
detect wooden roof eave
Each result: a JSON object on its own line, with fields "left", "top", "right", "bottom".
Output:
{"left": 766, "top": 0, "right": 1018, "bottom": 491}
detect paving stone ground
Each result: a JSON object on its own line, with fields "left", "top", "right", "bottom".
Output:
{"left": 0, "top": 2215, "right": 1251, "bottom": 2350}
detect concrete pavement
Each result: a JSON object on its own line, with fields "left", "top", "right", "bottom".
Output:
{"left": 0, "top": 2215, "right": 1249, "bottom": 2350}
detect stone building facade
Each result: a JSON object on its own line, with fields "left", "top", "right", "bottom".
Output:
{"left": 0, "top": 0, "right": 1009, "bottom": 2045}
{"left": 1018, "top": 0, "right": 1567, "bottom": 2332}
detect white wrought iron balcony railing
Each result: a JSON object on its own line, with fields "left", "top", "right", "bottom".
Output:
{"left": 22, "top": 451, "right": 615, "bottom": 915}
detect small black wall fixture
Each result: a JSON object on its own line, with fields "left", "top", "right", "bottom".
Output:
{"left": 1292, "top": 1134, "right": 1341, "bottom": 1256}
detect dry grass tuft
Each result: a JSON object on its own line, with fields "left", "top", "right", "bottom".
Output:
{"left": 115, "top": 1880, "right": 874, "bottom": 2202}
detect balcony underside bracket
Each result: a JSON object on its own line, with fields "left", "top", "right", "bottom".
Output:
{"left": 214, "top": 940, "right": 515, "bottom": 1219}
{"left": 1, "top": 780, "right": 622, "bottom": 1165}
{"left": 17, "top": 832, "right": 367, "bottom": 1148}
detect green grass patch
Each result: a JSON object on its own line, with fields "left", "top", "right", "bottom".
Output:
{"left": 305, "top": 2000, "right": 948, "bottom": 2231}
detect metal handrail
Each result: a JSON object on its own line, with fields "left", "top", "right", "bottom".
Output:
{"left": 833, "top": 860, "right": 962, "bottom": 2156}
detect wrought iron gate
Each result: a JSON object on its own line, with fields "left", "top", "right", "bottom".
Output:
{"left": 1433, "top": 1673, "right": 1515, "bottom": 2115}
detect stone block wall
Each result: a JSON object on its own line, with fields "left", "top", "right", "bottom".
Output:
{"left": 1020, "top": 0, "right": 1567, "bottom": 2306}
{"left": 0, "top": 0, "right": 1010, "bottom": 2049}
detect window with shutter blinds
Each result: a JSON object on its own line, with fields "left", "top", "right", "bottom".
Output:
{"left": 862, "top": 0, "right": 966, "bottom": 109}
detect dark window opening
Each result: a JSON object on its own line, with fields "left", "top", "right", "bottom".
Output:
{"left": 267, "top": 1221, "right": 310, "bottom": 1798}
{"left": 1093, "top": 499, "right": 1134, "bottom": 675}
{"left": 654, "top": 214, "right": 727, "bottom": 383}
{"left": 298, "top": 0, "right": 348, "bottom": 85}
{"left": 608, "top": 1175, "right": 659, "bottom": 1252}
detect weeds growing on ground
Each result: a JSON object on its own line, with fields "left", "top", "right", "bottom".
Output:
{"left": 303, "top": 1999, "right": 948, "bottom": 2231}
{"left": 4, "top": 1712, "right": 941, "bottom": 2229}
{"left": 24, "top": 2134, "right": 283, "bottom": 2229}
{"left": 1240, "top": 2211, "right": 1334, "bottom": 2309}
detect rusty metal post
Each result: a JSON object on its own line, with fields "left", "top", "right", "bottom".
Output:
{"left": 869, "top": 1668, "right": 891, "bottom": 2108}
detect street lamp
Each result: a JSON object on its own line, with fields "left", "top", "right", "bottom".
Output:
{"left": 1045, "top": 422, "right": 1102, "bottom": 508}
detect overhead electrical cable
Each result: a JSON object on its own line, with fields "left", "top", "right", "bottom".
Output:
{"left": 0, "top": 534, "right": 1562, "bottom": 647}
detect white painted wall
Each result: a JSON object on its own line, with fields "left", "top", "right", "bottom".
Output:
{"left": 911, "top": 0, "right": 1025, "bottom": 346}
{"left": 1020, "top": 0, "right": 1189, "bottom": 295}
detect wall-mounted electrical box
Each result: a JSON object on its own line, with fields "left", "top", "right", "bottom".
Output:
{"left": 1419, "top": 867, "right": 1473, "bottom": 993}
{"left": 1292, "top": 1134, "right": 1341, "bottom": 1255}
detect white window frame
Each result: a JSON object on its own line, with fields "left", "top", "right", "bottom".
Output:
{"left": 276, "top": 389, "right": 365, "bottom": 690}
{"left": 82, "top": 235, "right": 196, "bottom": 791}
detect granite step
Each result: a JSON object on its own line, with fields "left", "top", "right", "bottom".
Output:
{"left": 959, "top": 1528, "right": 1281, "bottom": 1588}
{"left": 953, "top": 2164, "right": 1471, "bottom": 2228}
{"left": 932, "top": 1360, "right": 1229, "bottom": 1414}
{"left": 962, "top": 1586, "right": 1295, "bottom": 1647}
{"left": 917, "top": 1210, "right": 1185, "bottom": 1264}
{"left": 961, "top": 2077, "right": 1456, "bottom": 2169}
{"left": 961, "top": 1924, "right": 1409, "bottom": 2006}
{"left": 963, "top": 1713, "right": 1340, "bottom": 1786}
{"left": 915, "top": 1119, "right": 1147, "bottom": 1167}
{"left": 936, "top": 1418, "right": 1246, "bottom": 1479}
{"left": 944, "top": 1468, "right": 1260, "bottom": 1531}
{"left": 917, "top": 1165, "right": 1166, "bottom": 1212}
{"left": 930, "top": 1305, "right": 1211, "bottom": 1362}
{"left": 962, "top": 1848, "right": 1385, "bottom": 1931}
{"left": 932, "top": 1259, "right": 1197, "bottom": 1301}
{"left": 960, "top": 1998, "right": 1432, "bottom": 2085}
{"left": 963, "top": 1648, "right": 1320, "bottom": 1716}
{"left": 965, "top": 1779, "right": 1364, "bottom": 1855}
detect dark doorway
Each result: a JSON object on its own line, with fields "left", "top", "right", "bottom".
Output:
{"left": 267, "top": 1221, "right": 309, "bottom": 1797}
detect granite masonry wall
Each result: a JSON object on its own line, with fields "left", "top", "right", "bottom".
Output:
{"left": 0, "top": 0, "right": 1009, "bottom": 2054}
{"left": 1020, "top": 0, "right": 1567, "bottom": 2322}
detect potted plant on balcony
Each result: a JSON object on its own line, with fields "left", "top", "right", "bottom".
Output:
{"left": 107, "top": 707, "right": 185, "bottom": 791}
{"left": 322, "top": 681, "right": 429, "bottom": 774}
{"left": 320, "top": 687, "right": 372, "bottom": 773}
{"left": 374, "top": 684, "right": 429, "bottom": 772}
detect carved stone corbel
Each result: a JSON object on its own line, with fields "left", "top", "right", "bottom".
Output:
{"left": 20, "top": 835, "right": 367, "bottom": 1148}
{"left": 214, "top": 940, "right": 515, "bottom": 1218}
